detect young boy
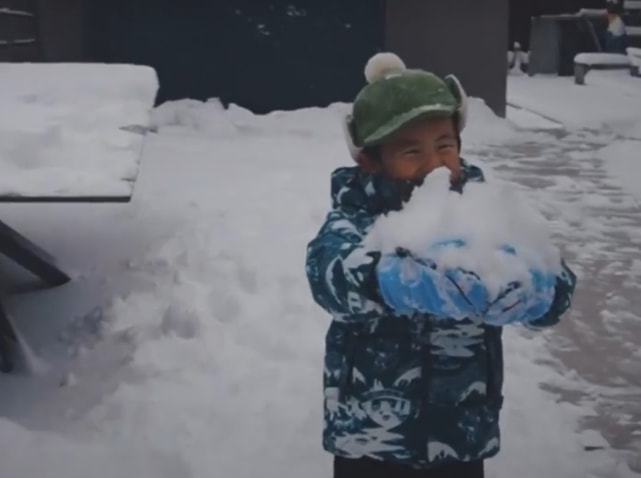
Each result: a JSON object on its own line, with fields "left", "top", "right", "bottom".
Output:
{"left": 305, "top": 53, "right": 576, "bottom": 478}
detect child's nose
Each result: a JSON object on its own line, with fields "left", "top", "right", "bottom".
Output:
{"left": 421, "top": 153, "right": 444, "bottom": 175}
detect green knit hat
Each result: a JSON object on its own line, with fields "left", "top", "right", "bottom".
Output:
{"left": 344, "top": 53, "right": 468, "bottom": 156}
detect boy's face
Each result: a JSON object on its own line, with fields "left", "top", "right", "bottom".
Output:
{"left": 360, "top": 116, "right": 461, "bottom": 183}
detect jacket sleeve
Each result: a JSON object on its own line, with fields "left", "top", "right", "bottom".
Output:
{"left": 305, "top": 213, "right": 385, "bottom": 323}
{"left": 525, "top": 260, "right": 577, "bottom": 329}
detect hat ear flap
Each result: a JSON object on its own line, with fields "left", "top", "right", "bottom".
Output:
{"left": 444, "top": 74, "right": 468, "bottom": 132}
{"left": 342, "top": 114, "right": 362, "bottom": 160}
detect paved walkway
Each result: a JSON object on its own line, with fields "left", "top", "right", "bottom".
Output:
{"left": 473, "top": 127, "right": 641, "bottom": 470}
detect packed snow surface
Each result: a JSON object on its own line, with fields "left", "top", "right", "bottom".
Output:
{"left": 0, "top": 63, "right": 158, "bottom": 198}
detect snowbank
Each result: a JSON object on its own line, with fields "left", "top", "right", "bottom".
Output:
{"left": 461, "top": 97, "right": 529, "bottom": 147}
{"left": 151, "top": 97, "right": 349, "bottom": 140}
{"left": 0, "top": 63, "right": 158, "bottom": 198}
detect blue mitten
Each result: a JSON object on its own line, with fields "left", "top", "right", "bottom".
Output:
{"left": 377, "top": 252, "right": 445, "bottom": 317}
{"left": 377, "top": 241, "right": 557, "bottom": 324}
{"left": 484, "top": 268, "right": 557, "bottom": 326}
{"left": 426, "top": 239, "right": 489, "bottom": 318}
{"left": 377, "top": 245, "right": 489, "bottom": 320}
{"left": 442, "top": 267, "right": 490, "bottom": 318}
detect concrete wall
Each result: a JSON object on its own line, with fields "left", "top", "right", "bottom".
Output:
{"left": 386, "top": 0, "right": 509, "bottom": 117}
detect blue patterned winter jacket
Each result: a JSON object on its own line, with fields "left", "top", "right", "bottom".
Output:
{"left": 305, "top": 162, "right": 576, "bottom": 468}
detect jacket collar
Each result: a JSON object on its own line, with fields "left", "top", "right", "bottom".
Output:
{"left": 331, "top": 159, "right": 473, "bottom": 216}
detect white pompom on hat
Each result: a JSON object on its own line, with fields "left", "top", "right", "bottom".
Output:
{"left": 364, "top": 52, "right": 407, "bottom": 84}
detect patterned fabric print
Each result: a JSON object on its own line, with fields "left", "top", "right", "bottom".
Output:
{"left": 423, "top": 318, "right": 503, "bottom": 466}
{"left": 306, "top": 163, "right": 574, "bottom": 468}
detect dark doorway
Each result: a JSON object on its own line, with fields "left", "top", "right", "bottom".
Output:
{"left": 87, "top": 0, "right": 385, "bottom": 112}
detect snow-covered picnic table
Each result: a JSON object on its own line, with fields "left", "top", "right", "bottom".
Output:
{"left": 0, "top": 63, "right": 158, "bottom": 201}
{"left": 0, "top": 63, "right": 158, "bottom": 371}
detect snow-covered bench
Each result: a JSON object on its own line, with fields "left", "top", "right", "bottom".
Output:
{"left": 574, "top": 53, "right": 632, "bottom": 84}
{"left": 0, "top": 63, "right": 158, "bottom": 372}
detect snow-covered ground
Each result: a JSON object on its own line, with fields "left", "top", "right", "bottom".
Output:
{"left": 0, "top": 64, "right": 158, "bottom": 198}
{"left": 0, "top": 72, "right": 640, "bottom": 477}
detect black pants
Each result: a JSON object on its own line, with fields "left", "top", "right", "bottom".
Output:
{"left": 334, "top": 456, "right": 484, "bottom": 478}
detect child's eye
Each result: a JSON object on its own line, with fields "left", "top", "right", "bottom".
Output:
{"left": 437, "top": 144, "right": 455, "bottom": 151}
{"left": 402, "top": 149, "right": 420, "bottom": 156}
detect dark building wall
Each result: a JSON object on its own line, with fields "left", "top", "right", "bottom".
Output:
{"left": 0, "top": 0, "right": 40, "bottom": 61}
{"left": 386, "top": 0, "right": 509, "bottom": 117}
{"left": 86, "top": 0, "right": 385, "bottom": 111}
{"left": 36, "top": 0, "right": 87, "bottom": 61}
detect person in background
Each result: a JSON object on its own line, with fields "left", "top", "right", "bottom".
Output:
{"left": 604, "top": 0, "right": 628, "bottom": 53}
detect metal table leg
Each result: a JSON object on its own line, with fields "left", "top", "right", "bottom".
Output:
{"left": 0, "top": 300, "right": 17, "bottom": 373}
{"left": 0, "top": 219, "right": 70, "bottom": 286}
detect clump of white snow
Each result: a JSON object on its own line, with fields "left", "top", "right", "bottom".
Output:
{"left": 366, "top": 168, "right": 561, "bottom": 296}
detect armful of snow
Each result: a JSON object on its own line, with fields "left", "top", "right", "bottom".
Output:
{"left": 306, "top": 227, "right": 385, "bottom": 323}
{"left": 523, "top": 260, "right": 577, "bottom": 330}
